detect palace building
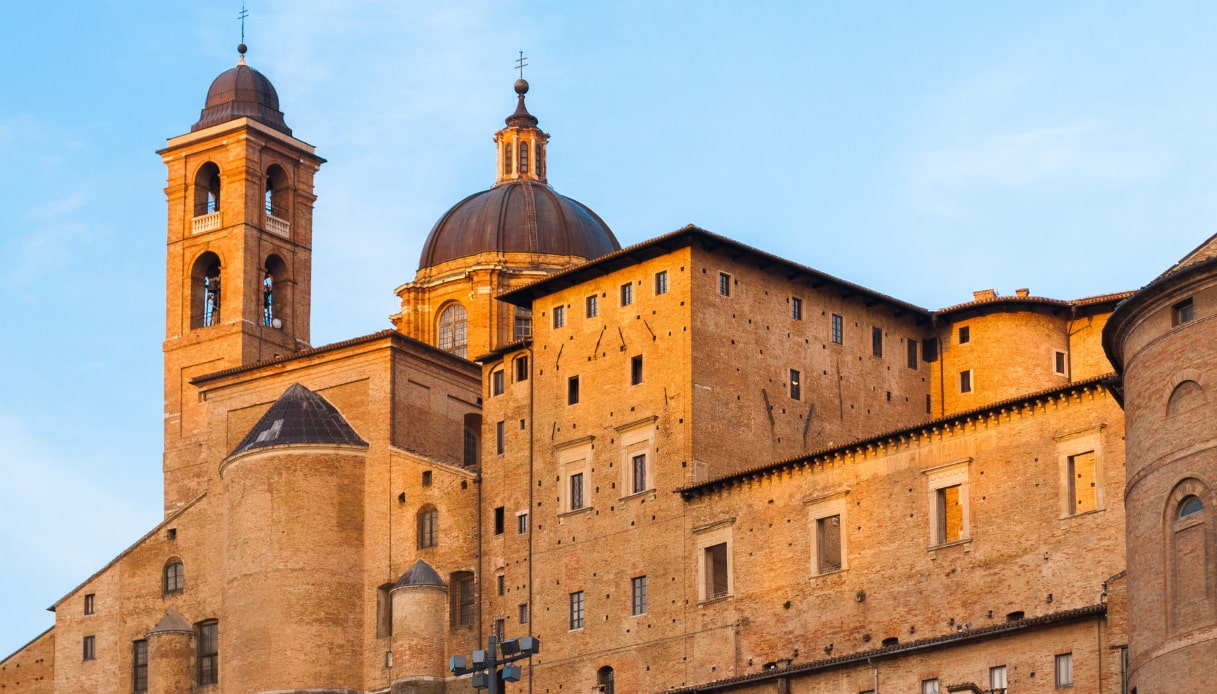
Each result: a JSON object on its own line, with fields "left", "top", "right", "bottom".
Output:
{"left": 2, "top": 45, "right": 1214, "bottom": 694}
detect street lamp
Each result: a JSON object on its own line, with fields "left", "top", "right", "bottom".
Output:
{"left": 450, "top": 634, "right": 540, "bottom": 694}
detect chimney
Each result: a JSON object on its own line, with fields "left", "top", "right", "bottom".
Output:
{"left": 972, "top": 289, "right": 997, "bottom": 301}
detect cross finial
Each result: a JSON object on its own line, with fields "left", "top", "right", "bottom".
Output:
{"left": 515, "top": 51, "right": 528, "bottom": 79}
{"left": 239, "top": 4, "right": 249, "bottom": 45}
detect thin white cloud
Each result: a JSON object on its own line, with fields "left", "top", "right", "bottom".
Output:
{"left": 25, "top": 192, "right": 87, "bottom": 221}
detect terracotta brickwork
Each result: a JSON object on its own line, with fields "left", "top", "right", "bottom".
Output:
{"left": 0, "top": 629, "right": 53, "bottom": 694}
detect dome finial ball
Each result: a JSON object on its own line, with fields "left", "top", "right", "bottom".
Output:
{"left": 515, "top": 78, "right": 529, "bottom": 95}
{"left": 238, "top": 43, "right": 248, "bottom": 55}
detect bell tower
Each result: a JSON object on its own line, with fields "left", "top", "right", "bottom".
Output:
{"left": 158, "top": 45, "right": 325, "bottom": 513}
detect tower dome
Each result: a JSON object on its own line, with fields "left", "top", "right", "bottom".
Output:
{"left": 415, "top": 78, "right": 619, "bottom": 270}
{"left": 192, "top": 46, "right": 291, "bottom": 134}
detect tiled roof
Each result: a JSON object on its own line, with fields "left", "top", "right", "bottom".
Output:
{"left": 395, "top": 559, "right": 445, "bottom": 588}
{"left": 229, "top": 383, "right": 367, "bottom": 456}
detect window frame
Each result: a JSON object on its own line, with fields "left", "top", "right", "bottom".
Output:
{"left": 567, "top": 376, "right": 580, "bottom": 405}
{"left": 791, "top": 296, "right": 802, "bottom": 320}
{"left": 958, "top": 325, "right": 970, "bottom": 344}
{"left": 630, "top": 355, "right": 643, "bottom": 385}
{"left": 1054, "top": 349, "right": 1068, "bottom": 376}
{"left": 164, "top": 560, "right": 184, "bottom": 595}
{"left": 84, "top": 593, "right": 95, "bottom": 616}
{"left": 491, "top": 368, "right": 505, "bottom": 396}
{"left": 517, "top": 511, "right": 529, "bottom": 534}
{"left": 789, "top": 368, "right": 801, "bottom": 401}
{"left": 586, "top": 294, "right": 598, "bottom": 318}
{"left": 495, "top": 420, "right": 505, "bottom": 455}
{"left": 1056, "top": 426, "right": 1104, "bottom": 518}
{"left": 494, "top": 506, "right": 505, "bottom": 535}
{"left": 831, "top": 314, "right": 843, "bottom": 344}
{"left": 417, "top": 506, "right": 438, "bottom": 549}
{"left": 655, "top": 271, "right": 669, "bottom": 295}
{"left": 871, "top": 326, "right": 883, "bottom": 358}
{"left": 569, "top": 472, "right": 585, "bottom": 511}
{"left": 960, "top": 369, "right": 973, "bottom": 394}
{"left": 552, "top": 305, "right": 566, "bottom": 329}
{"left": 514, "top": 355, "right": 529, "bottom": 382}
{"left": 197, "top": 621, "right": 218, "bottom": 686}
{"left": 1055, "top": 652, "right": 1073, "bottom": 687}
{"left": 82, "top": 634, "right": 96, "bottom": 661}
{"left": 569, "top": 591, "right": 585, "bottom": 630}
{"left": 718, "top": 272, "right": 732, "bottom": 297}
{"left": 1173, "top": 298, "right": 1195, "bottom": 326}
{"left": 805, "top": 490, "right": 849, "bottom": 575}
{"left": 907, "top": 339, "right": 918, "bottom": 370}
{"left": 438, "top": 303, "right": 468, "bottom": 357}
{"left": 133, "top": 639, "right": 148, "bottom": 692}
{"left": 631, "top": 575, "right": 648, "bottom": 616}
{"left": 631, "top": 453, "right": 648, "bottom": 495}
{"left": 925, "top": 459, "right": 972, "bottom": 548}
{"left": 694, "top": 518, "right": 735, "bottom": 603}
{"left": 620, "top": 282, "right": 634, "bottom": 306}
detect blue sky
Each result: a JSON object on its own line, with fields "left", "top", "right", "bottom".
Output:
{"left": 2, "top": 1, "right": 1216, "bottom": 657}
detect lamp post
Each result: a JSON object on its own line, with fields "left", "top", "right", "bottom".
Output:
{"left": 450, "top": 634, "right": 540, "bottom": 694}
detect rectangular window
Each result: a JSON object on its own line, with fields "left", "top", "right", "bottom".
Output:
{"left": 630, "top": 355, "right": 643, "bottom": 385}
{"left": 921, "top": 679, "right": 940, "bottom": 694}
{"left": 791, "top": 296, "right": 803, "bottom": 320}
{"left": 788, "top": 369, "right": 801, "bottom": 401}
{"left": 871, "top": 327, "right": 883, "bottom": 357}
{"left": 907, "top": 339, "right": 918, "bottom": 369}
{"left": 570, "top": 472, "right": 585, "bottom": 510}
{"left": 936, "top": 485, "right": 964, "bottom": 544}
{"left": 84, "top": 593, "right": 95, "bottom": 615}
{"left": 133, "top": 640, "right": 148, "bottom": 692}
{"left": 1055, "top": 350, "right": 1068, "bottom": 376}
{"left": 816, "top": 515, "right": 842, "bottom": 573}
{"left": 586, "top": 294, "right": 598, "bottom": 317}
{"left": 958, "top": 326, "right": 971, "bottom": 344}
{"left": 718, "top": 272, "right": 732, "bottom": 296}
{"left": 631, "top": 576, "right": 648, "bottom": 615}
{"left": 491, "top": 369, "right": 505, "bottom": 395}
{"left": 493, "top": 617, "right": 505, "bottom": 640}
{"left": 519, "top": 602, "right": 529, "bottom": 624}
{"left": 705, "top": 542, "right": 729, "bottom": 599}
{"left": 632, "top": 454, "right": 647, "bottom": 494}
{"left": 517, "top": 512, "right": 529, "bottom": 533}
{"left": 82, "top": 635, "right": 96, "bottom": 661}
{"left": 496, "top": 574, "right": 505, "bottom": 596}
{"left": 1055, "top": 652, "right": 1073, "bottom": 687}
{"left": 655, "top": 271, "right": 669, "bottom": 295}
{"left": 494, "top": 506, "right": 505, "bottom": 535}
{"left": 620, "top": 282, "right": 634, "bottom": 306}
{"left": 495, "top": 420, "right": 505, "bottom": 455}
{"left": 831, "top": 314, "right": 843, "bottom": 344}
{"left": 458, "top": 576, "right": 475, "bottom": 627}
{"left": 515, "top": 355, "right": 530, "bottom": 382}
{"left": 514, "top": 308, "right": 532, "bottom": 341}
{"left": 568, "top": 376, "right": 580, "bottom": 405}
{"left": 569, "top": 591, "right": 585, "bottom": 630}
{"left": 422, "top": 470, "right": 433, "bottom": 487}
{"left": 552, "top": 305, "right": 566, "bottom": 328}
{"left": 198, "top": 621, "right": 218, "bottom": 685}
{"left": 1068, "top": 451, "right": 1098, "bottom": 514}
{"left": 990, "top": 665, "right": 1008, "bottom": 690}
{"left": 1173, "top": 298, "right": 1195, "bottom": 326}
{"left": 960, "top": 370, "right": 973, "bottom": 393}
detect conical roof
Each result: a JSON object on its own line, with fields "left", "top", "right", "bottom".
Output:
{"left": 148, "top": 607, "right": 193, "bottom": 634}
{"left": 229, "top": 383, "right": 366, "bottom": 456}
{"left": 395, "top": 559, "right": 446, "bottom": 588}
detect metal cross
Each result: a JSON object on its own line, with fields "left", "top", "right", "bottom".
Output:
{"left": 239, "top": 4, "right": 249, "bottom": 44}
{"left": 515, "top": 51, "right": 528, "bottom": 79}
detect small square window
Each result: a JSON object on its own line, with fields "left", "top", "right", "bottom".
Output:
{"left": 655, "top": 271, "right": 668, "bottom": 295}
{"left": 494, "top": 507, "right": 505, "bottom": 535}
{"left": 514, "top": 355, "right": 529, "bottom": 382}
{"left": 718, "top": 272, "right": 731, "bottom": 297}
{"left": 960, "top": 369, "right": 973, "bottom": 393}
{"left": 518, "top": 602, "right": 529, "bottom": 624}
{"left": 552, "top": 305, "right": 566, "bottom": 329}
{"left": 517, "top": 512, "right": 529, "bottom": 534}
{"left": 620, "top": 283, "right": 634, "bottom": 306}
{"left": 831, "top": 314, "right": 843, "bottom": 344}
{"left": 958, "top": 326, "right": 970, "bottom": 344}
{"left": 789, "top": 369, "right": 801, "bottom": 401}
{"left": 84, "top": 593, "right": 95, "bottom": 616}
{"left": 1055, "top": 350, "right": 1068, "bottom": 376}
{"left": 568, "top": 376, "right": 580, "bottom": 405}
{"left": 791, "top": 297, "right": 803, "bottom": 320}
{"left": 422, "top": 470, "right": 433, "bottom": 487}
{"left": 491, "top": 369, "right": 505, "bottom": 396}
{"left": 569, "top": 591, "right": 585, "bottom": 630}
{"left": 1055, "top": 652, "right": 1073, "bottom": 687}
{"left": 1173, "top": 298, "right": 1194, "bottom": 326}
{"left": 586, "top": 295, "right": 598, "bottom": 318}
{"left": 871, "top": 327, "right": 883, "bottom": 358}
{"left": 495, "top": 421, "right": 505, "bottom": 455}
{"left": 630, "top": 355, "right": 643, "bottom": 385}
{"left": 166, "top": 528, "right": 177, "bottom": 541}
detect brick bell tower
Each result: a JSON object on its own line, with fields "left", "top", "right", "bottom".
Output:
{"left": 158, "top": 44, "right": 324, "bottom": 513}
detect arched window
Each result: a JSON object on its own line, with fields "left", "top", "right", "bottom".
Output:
{"left": 1168, "top": 480, "right": 1214, "bottom": 633}
{"left": 597, "top": 666, "right": 615, "bottom": 694}
{"left": 262, "top": 255, "right": 288, "bottom": 328}
{"left": 438, "top": 304, "right": 468, "bottom": 357}
{"left": 264, "top": 164, "right": 289, "bottom": 219}
{"left": 190, "top": 252, "right": 222, "bottom": 329}
{"left": 1167, "top": 380, "right": 1205, "bottom": 416}
{"left": 417, "top": 506, "right": 438, "bottom": 549}
{"left": 519, "top": 141, "right": 529, "bottom": 174}
{"left": 164, "top": 560, "right": 184, "bottom": 595}
{"left": 193, "top": 163, "right": 221, "bottom": 216}
{"left": 504, "top": 144, "right": 513, "bottom": 175}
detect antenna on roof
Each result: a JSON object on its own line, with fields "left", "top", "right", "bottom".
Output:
{"left": 515, "top": 51, "right": 528, "bottom": 79}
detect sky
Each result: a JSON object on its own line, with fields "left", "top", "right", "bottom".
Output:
{"left": 2, "top": 0, "right": 1216, "bottom": 657}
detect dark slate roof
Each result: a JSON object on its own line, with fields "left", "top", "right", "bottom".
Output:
{"left": 229, "top": 383, "right": 367, "bottom": 456}
{"left": 148, "top": 607, "right": 193, "bottom": 634}
{"left": 395, "top": 559, "right": 446, "bottom": 588}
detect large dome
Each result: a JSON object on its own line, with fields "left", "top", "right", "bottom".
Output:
{"left": 192, "top": 51, "right": 291, "bottom": 135}
{"left": 418, "top": 180, "right": 620, "bottom": 269}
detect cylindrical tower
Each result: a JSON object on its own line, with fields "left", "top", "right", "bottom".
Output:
{"left": 390, "top": 559, "right": 449, "bottom": 694}
{"left": 218, "top": 383, "right": 368, "bottom": 691}
{"left": 146, "top": 608, "right": 194, "bottom": 694}
{"left": 1104, "top": 246, "right": 1217, "bottom": 692}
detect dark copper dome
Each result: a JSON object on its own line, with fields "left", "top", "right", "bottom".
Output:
{"left": 418, "top": 181, "right": 620, "bottom": 268}
{"left": 192, "top": 58, "right": 291, "bottom": 135}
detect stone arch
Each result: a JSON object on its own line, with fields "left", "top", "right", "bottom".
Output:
{"left": 193, "top": 162, "right": 221, "bottom": 216}
{"left": 264, "top": 164, "right": 290, "bottom": 219}
{"left": 438, "top": 302, "right": 468, "bottom": 357}
{"left": 262, "top": 253, "right": 290, "bottom": 328}
{"left": 1167, "top": 380, "right": 1205, "bottom": 417}
{"left": 190, "top": 251, "right": 223, "bottom": 328}
{"left": 1165, "top": 478, "right": 1216, "bottom": 633}
{"left": 597, "top": 665, "right": 615, "bottom": 693}
{"left": 163, "top": 557, "right": 184, "bottom": 595}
